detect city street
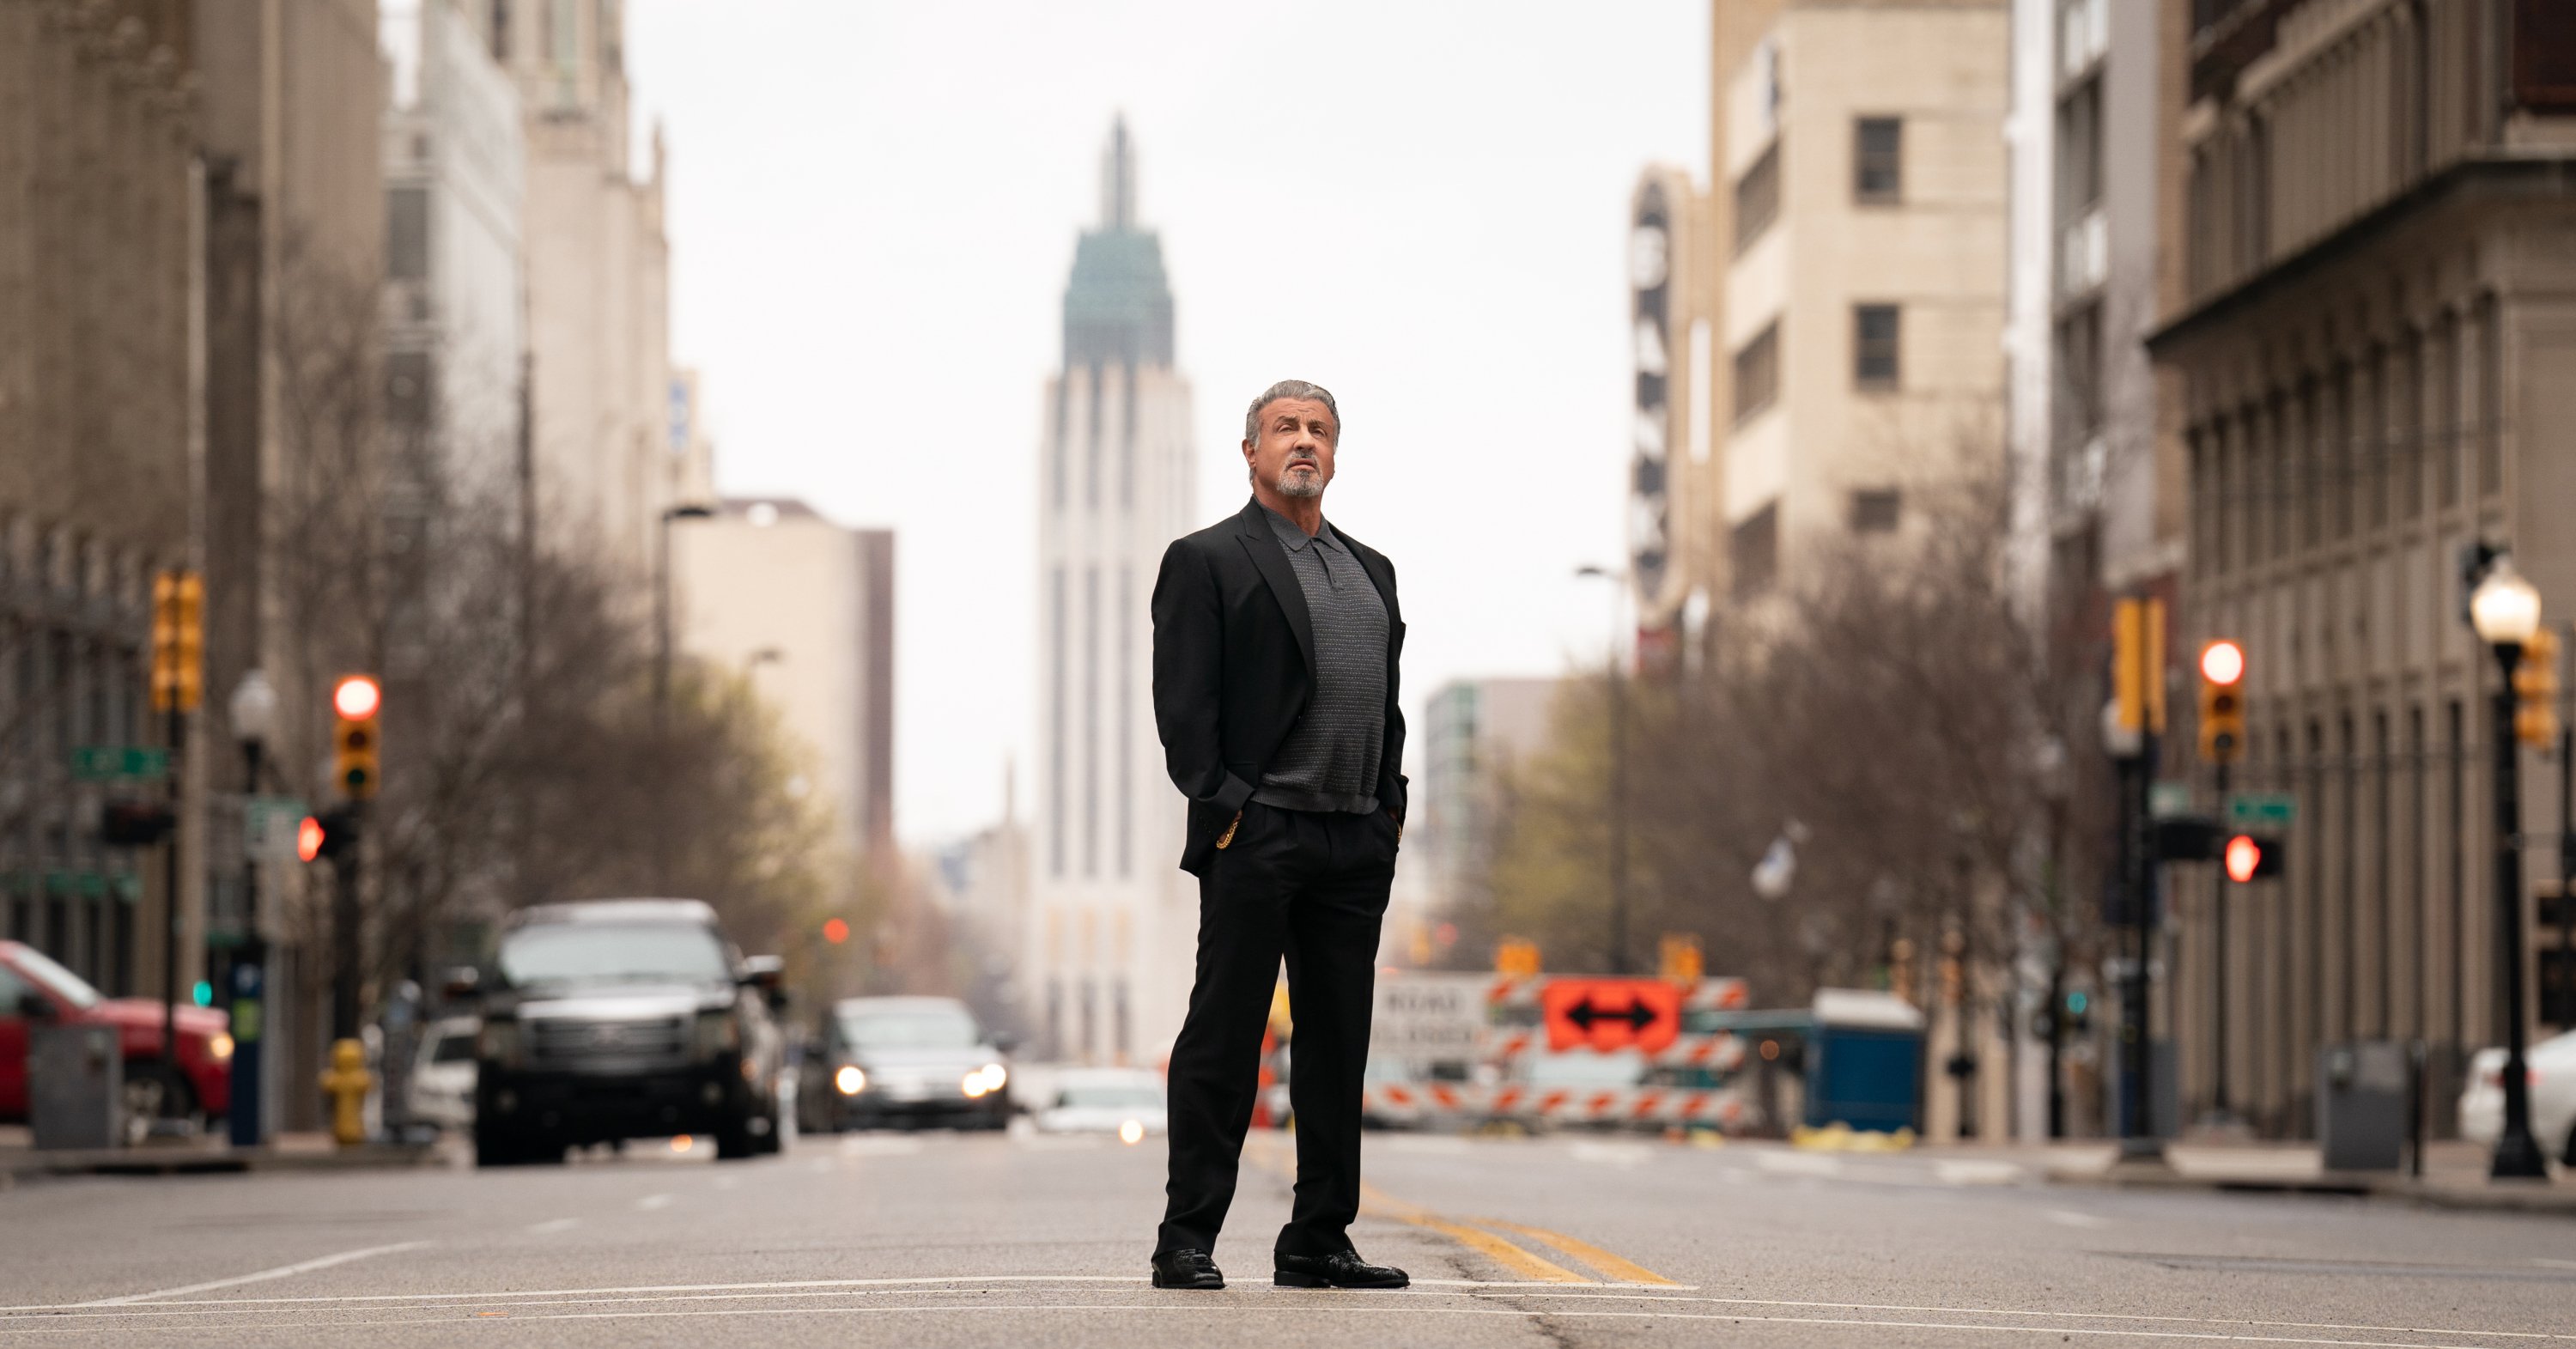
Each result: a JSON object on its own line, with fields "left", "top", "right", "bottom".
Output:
{"left": 3, "top": 1130, "right": 2570, "bottom": 1346}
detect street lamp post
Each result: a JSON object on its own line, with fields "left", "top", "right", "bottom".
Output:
{"left": 653, "top": 503, "right": 714, "bottom": 891}
{"left": 1576, "top": 565, "right": 1631, "bottom": 975}
{"left": 225, "top": 671, "right": 276, "bottom": 1149}
{"left": 2466, "top": 555, "right": 2550, "bottom": 1181}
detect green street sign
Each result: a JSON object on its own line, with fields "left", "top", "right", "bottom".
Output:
{"left": 2227, "top": 792, "right": 2298, "bottom": 828}
{"left": 70, "top": 745, "right": 170, "bottom": 781}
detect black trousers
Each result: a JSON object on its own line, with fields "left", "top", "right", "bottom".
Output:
{"left": 1157, "top": 801, "right": 1396, "bottom": 1259}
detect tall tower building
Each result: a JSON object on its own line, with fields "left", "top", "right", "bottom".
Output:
{"left": 1025, "top": 120, "right": 1199, "bottom": 1065}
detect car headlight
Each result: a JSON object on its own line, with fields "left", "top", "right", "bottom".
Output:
{"left": 961, "top": 1063, "right": 1007, "bottom": 1097}
{"left": 477, "top": 1018, "right": 523, "bottom": 1067}
{"left": 834, "top": 1065, "right": 867, "bottom": 1096}
{"left": 207, "top": 1033, "right": 234, "bottom": 1062}
{"left": 692, "top": 1011, "right": 740, "bottom": 1060}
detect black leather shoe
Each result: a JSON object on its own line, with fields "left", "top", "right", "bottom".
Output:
{"left": 1151, "top": 1248, "right": 1224, "bottom": 1290}
{"left": 1273, "top": 1249, "right": 1409, "bottom": 1289}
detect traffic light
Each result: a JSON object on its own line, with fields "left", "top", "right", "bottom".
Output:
{"left": 2221, "top": 833, "right": 2286, "bottom": 883}
{"left": 2197, "top": 639, "right": 2246, "bottom": 764}
{"left": 2111, "top": 598, "right": 2168, "bottom": 734}
{"left": 1495, "top": 937, "right": 1541, "bottom": 976}
{"left": 307, "top": 807, "right": 360, "bottom": 861}
{"left": 2514, "top": 628, "right": 2560, "bottom": 748}
{"left": 2064, "top": 989, "right": 2091, "bottom": 1036}
{"left": 823, "top": 917, "right": 850, "bottom": 945}
{"left": 1658, "top": 933, "right": 1703, "bottom": 983}
{"left": 331, "top": 674, "right": 381, "bottom": 799}
{"left": 150, "top": 570, "right": 204, "bottom": 713}
{"left": 100, "top": 799, "right": 176, "bottom": 847}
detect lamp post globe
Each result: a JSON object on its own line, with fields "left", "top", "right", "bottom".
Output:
{"left": 2471, "top": 558, "right": 2542, "bottom": 647}
{"left": 229, "top": 670, "right": 277, "bottom": 747}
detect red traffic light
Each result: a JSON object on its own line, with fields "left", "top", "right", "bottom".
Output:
{"left": 823, "top": 918, "right": 850, "bottom": 945}
{"left": 296, "top": 815, "right": 325, "bottom": 863}
{"left": 2223, "top": 834, "right": 2263, "bottom": 884}
{"left": 332, "top": 674, "right": 382, "bottom": 720}
{"left": 2200, "top": 640, "right": 2245, "bottom": 686}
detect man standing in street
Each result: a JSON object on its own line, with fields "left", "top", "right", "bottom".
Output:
{"left": 1147, "top": 380, "right": 1409, "bottom": 1291}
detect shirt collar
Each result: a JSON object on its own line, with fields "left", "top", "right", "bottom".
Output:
{"left": 1260, "top": 503, "right": 1338, "bottom": 554}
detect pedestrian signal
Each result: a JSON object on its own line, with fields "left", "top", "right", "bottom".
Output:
{"left": 1658, "top": 933, "right": 1703, "bottom": 983}
{"left": 2514, "top": 629, "right": 2560, "bottom": 748}
{"left": 2221, "top": 833, "right": 2284, "bottom": 883}
{"left": 2197, "top": 639, "right": 2245, "bottom": 764}
{"left": 1494, "top": 937, "right": 1540, "bottom": 976}
{"left": 295, "top": 815, "right": 325, "bottom": 863}
{"left": 331, "top": 675, "right": 381, "bottom": 799}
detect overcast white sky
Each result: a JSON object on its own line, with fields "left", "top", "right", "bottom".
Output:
{"left": 625, "top": 1, "right": 1710, "bottom": 843}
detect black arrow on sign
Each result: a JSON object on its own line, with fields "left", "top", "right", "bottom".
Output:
{"left": 1562, "top": 997, "right": 1659, "bottom": 1033}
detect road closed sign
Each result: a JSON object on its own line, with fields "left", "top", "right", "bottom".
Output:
{"left": 1370, "top": 974, "right": 1490, "bottom": 1064}
{"left": 1542, "top": 977, "right": 1682, "bottom": 1054}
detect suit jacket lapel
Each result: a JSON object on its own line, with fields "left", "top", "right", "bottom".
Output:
{"left": 1235, "top": 499, "right": 1316, "bottom": 675}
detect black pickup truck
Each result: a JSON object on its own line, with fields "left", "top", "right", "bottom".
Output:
{"left": 460, "top": 899, "right": 787, "bottom": 1164}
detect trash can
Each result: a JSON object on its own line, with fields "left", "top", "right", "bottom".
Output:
{"left": 2315, "top": 1040, "right": 2408, "bottom": 1171}
{"left": 30, "top": 1024, "right": 123, "bottom": 1151}
{"left": 1804, "top": 989, "right": 1925, "bottom": 1133}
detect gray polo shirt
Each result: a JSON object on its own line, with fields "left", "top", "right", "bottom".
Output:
{"left": 1252, "top": 506, "right": 1388, "bottom": 816}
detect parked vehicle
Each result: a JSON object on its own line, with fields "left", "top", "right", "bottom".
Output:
{"left": 2458, "top": 1029, "right": 2576, "bottom": 1165}
{"left": 462, "top": 900, "right": 786, "bottom": 1164}
{"left": 1034, "top": 1066, "right": 1165, "bottom": 1141}
{"left": 407, "top": 1015, "right": 479, "bottom": 1134}
{"left": 0, "top": 940, "right": 229, "bottom": 1136}
{"left": 797, "top": 996, "right": 1012, "bottom": 1133}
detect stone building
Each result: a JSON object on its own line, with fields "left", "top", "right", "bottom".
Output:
{"left": 1023, "top": 121, "right": 1200, "bottom": 1066}
{"left": 488, "top": 0, "right": 685, "bottom": 571}
{"left": 0, "top": 0, "right": 198, "bottom": 998}
{"left": 2151, "top": 0, "right": 2576, "bottom": 1139}
{"left": 1707, "top": 0, "right": 2013, "bottom": 611}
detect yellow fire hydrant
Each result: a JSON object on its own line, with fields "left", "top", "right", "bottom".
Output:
{"left": 319, "top": 1038, "right": 374, "bottom": 1147}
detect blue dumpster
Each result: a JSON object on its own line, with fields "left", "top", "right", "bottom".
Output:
{"left": 1803, "top": 989, "right": 1924, "bottom": 1133}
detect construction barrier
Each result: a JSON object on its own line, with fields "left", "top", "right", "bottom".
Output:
{"left": 1361, "top": 1081, "right": 1749, "bottom": 1129}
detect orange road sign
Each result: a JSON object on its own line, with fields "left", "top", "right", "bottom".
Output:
{"left": 1541, "top": 978, "right": 1682, "bottom": 1054}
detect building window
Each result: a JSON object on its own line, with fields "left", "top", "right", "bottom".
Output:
{"left": 1854, "top": 304, "right": 1900, "bottom": 390}
{"left": 489, "top": 0, "right": 510, "bottom": 61}
{"left": 386, "top": 186, "right": 429, "bottom": 282}
{"left": 1854, "top": 117, "right": 1902, "bottom": 204}
{"left": 1048, "top": 566, "right": 1065, "bottom": 877}
{"left": 2056, "top": 78, "right": 2104, "bottom": 222}
{"left": 1729, "top": 501, "right": 1778, "bottom": 601}
{"left": 1732, "top": 322, "right": 1779, "bottom": 422}
{"left": 1733, "top": 140, "right": 1780, "bottom": 252}
{"left": 1082, "top": 565, "right": 1098, "bottom": 878}
{"left": 1116, "top": 564, "right": 1133, "bottom": 879}
{"left": 1849, "top": 488, "right": 1901, "bottom": 533}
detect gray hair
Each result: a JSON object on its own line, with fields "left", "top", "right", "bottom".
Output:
{"left": 1242, "top": 380, "right": 1340, "bottom": 445}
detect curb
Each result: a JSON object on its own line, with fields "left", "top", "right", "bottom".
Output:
{"left": 2050, "top": 1164, "right": 2576, "bottom": 1215}
{"left": 0, "top": 1142, "right": 447, "bottom": 1186}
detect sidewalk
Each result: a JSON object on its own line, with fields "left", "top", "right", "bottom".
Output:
{"left": 0, "top": 1124, "right": 453, "bottom": 1188}
{"left": 1910, "top": 1135, "right": 2576, "bottom": 1216}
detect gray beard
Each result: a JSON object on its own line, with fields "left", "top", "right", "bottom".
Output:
{"left": 1275, "top": 465, "right": 1324, "bottom": 499}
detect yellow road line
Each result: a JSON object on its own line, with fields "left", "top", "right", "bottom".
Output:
{"left": 1357, "top": 1182, "right": 1587, "bottom": 1285}
{"left": 1469, "top": 1218, "right": 1680, "bottom": 1287}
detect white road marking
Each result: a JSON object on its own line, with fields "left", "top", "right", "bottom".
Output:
{"left": 837, "top": 1136, "right": 923, "bottom": 1157}
{"left": 524, "top": 1218, "right": 580, "bottom": 1235}
{"left": 70, "top": 1242, "right": 432, "bottom": 1307}
{"left": 635, "top": 1194, "right": 674, "bottom": 1211}
{"left": 2534, "top": 1259, "right": 2576, "bottom": 1271}
{"left": 38, "top": 1299, "right": 2549, "bottom": 1346}
{"left": 2045, "top": 1209, "right": 2112, "bottom": 1229}
{"left": 1568, "top": 1140, "right": 1653, "bottom": 1168}
{"left": 1753, "top": 1151, "right": 1844, "bottom": 1176}
{"left": 0, "top": 1275, "right": 1683, "bottom": 1316}
{"left": 1933, "top": 1159, "right": 2026, "bottom": 1187}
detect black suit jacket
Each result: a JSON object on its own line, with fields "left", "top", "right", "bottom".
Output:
{"left": 1151, "top": 496, "right": 1407, "bottom": 877}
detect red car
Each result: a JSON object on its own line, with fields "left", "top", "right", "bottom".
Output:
{"left": 0, "top": 939, "right": 232, "bottom": 1127}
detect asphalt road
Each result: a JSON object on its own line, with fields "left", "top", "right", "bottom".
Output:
{"left": 2, "top": 1127, "right": 2571, "bottom": 1346}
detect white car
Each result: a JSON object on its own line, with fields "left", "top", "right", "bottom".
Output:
{"left": 2458, "top": 1029, "right": 2575, "bottom": 1166}
{"left": 1035, "top": 1067, "right": 1167, "bottom": 1143}
{"left": 409, "top": 1016, "right": 480, "bottom": 1133}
